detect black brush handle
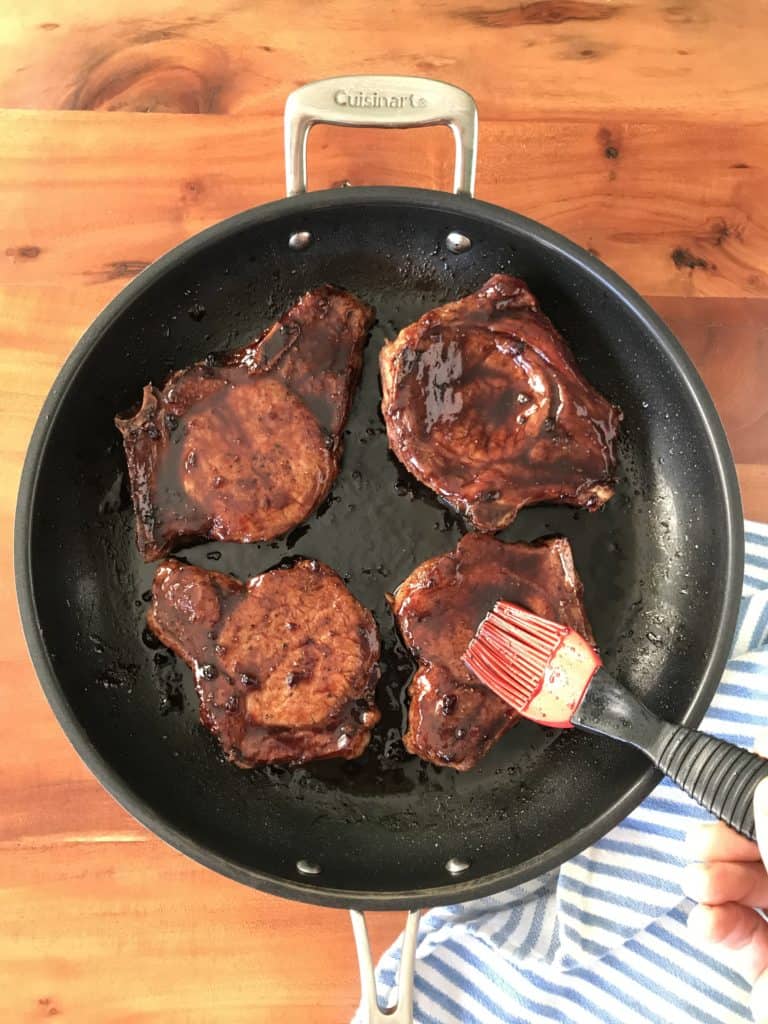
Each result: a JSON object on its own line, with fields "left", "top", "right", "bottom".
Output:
{"left": 572, "top": 668, "right": 768, "bottom": 841}
{"left": 653, "top": 726, "right": 768, "bottom": 839}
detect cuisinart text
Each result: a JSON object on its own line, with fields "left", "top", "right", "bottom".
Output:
{"left": 333, "top": 89, "right": 428, "bottom": 109}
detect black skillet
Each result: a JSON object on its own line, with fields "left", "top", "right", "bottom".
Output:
{"left": 15, "top": 77, "right": 743, "bottom": 1021}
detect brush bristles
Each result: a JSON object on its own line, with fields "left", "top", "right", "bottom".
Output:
{"left": 463, "top": 601, "right": 571, "bottom": 711}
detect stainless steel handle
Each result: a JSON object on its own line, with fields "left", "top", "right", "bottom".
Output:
{"left": 350, "top": 909, "right": 421, "bottom": 1024}
{"left": 284, "top": 75, "right": 477, "bottom": 197}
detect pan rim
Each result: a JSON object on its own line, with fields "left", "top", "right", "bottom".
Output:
{"left": 15, "top": 186, "right": 744, "bottom": 910}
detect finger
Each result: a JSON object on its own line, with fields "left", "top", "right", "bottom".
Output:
{"left": 686, "top": 822, "right": 761, "bottom": 863}
{"left": 755, "top": 777, "right": 768, "bottom": 868}
{"left": 754, "top": 731, "right": 768, "bottom": 759}
{"left": 688, "top": 903, "right": 768, "bottom": 985}
{"left": 681, "top": 861, "right": 768, "bottom": 907}
{"left": 689, "top": 902, "right": 764, "bottom": 950}
{"left": 752, "top": 968, "right": 768, "bottom": 1024}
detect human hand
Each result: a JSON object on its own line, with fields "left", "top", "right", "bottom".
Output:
{"left": 683, "top": 733, "right": 768, "bottom": 1024}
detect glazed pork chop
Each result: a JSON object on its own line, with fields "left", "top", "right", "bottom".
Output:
{"left": 380, "top": 274, "right": 621, "bottom": 531}
{"left": 117, "top": 285, "right": 374, "bottom": 561}
{"left": 148, "top": 558, "right": 381, "bottom": 767}
{"left": 392, "top": 533, "right": 593, "bottom": 771}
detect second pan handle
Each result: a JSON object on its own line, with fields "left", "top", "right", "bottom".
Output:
{"left": 284, "top": 75, "right": 478, "bottom": 197}
{"left": 350, "top": 909, "right": 421, "bottom": 1024}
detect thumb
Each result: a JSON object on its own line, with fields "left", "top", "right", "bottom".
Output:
{"left": 755, "top": 778, "right": 768, "bottom": 869}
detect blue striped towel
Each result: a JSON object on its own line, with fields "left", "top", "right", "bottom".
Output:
{"left": 355, "top": 520, "right": 768, "bottom": 1024}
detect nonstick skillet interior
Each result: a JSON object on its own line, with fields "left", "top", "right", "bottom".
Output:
{"left": 16, "top": 189, "right": 742, "bottom": 909}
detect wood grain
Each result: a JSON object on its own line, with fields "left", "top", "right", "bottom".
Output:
{"left": 3, "top": 4, "right": 768, "bottom": 1021}
{"left": 2, "top": 110, "right": 767, "bottom": 299}
{"left": 1, "top": 1, "right": 768, "bottom": 121}
{"left": 2, "top": 830, "right": 403, "bottom": 1023}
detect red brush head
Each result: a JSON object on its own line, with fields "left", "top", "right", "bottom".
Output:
{"left": 463, "top": 601, "right": 602, "bottom": 729}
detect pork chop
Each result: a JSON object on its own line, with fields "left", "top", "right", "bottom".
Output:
{"left": 392, "top": 533, "right": 593, "bottom": 770}
{"left": 380, "top": 274, "right": 621, "bottom": 531}
{"left": 147, "top": 558, "right": 381, "bottom": 767}
{"left": 117, "top": 285, "right": 374, "bottom": 561}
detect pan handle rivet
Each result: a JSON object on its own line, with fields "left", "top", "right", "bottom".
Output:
{"left": 446, "top": 231, "right": 472, "bottom": 254}
{"left": 297, "top": 859, "right": 322, "bottom": 876}
{"left": 289, "top": 231, "right": 313, "bottom": 251}
{"left": 445, "top": 857, "right": 471, "bottom": 875}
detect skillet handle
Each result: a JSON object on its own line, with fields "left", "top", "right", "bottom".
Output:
{"left": 349, "top": 908, "right": 421, "bottom": 1024}
{"left": 284, "top": 75, "right": 477, "bottom": 197}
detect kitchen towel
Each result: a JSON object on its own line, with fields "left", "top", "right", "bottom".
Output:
{"left": 355, "top": 520, "right": 768, "bottom": 1024}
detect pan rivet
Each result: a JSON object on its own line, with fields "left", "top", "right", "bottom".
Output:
{"left": 446, "top": 231, "right": 472, "bottom": 254}
{"left": 289, "top": 231, "right": 313, "bottom": 251}
{"left": 445, "top": 857, "right": 471, "bottom": 875}
{"left": 297, "top": 859, "right": 322, "bottom": 876}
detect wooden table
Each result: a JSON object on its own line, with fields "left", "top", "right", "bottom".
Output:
{"left": 2, "top": 3, "right": 767, "bottom": 1021}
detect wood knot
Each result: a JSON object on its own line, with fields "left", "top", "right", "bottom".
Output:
{"left": 671, "top": 247, "right": 712, "bottom": 271}
{"left": 523, "top": 0, "right": 621, "bottom": 23}
{"left": 462, "top": 1, "right": 622, "bottom": 26}
{"left": 180, "top": 178, "right": 208, "bottom": 205}
{"left": 597, "top": 126, "right": 622, "bottom": 160}
{"left": 5, "top": 245, "right": 41, "bottom": 261}
{"left": 663, "top": 3, "right": 706, "bottom": 24}
{"left": 702, "top": 217, "right": 743, "bottom": 247}
{"left": 84, "top": 260, "right": 150, "bottom": 283}
{"left": 67, "top": 38, "right": 229, "bottom": 113}
{"left": 560, "top": 38, "right": 605, "bottom": 60}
